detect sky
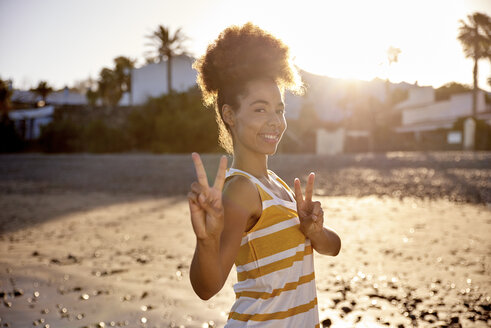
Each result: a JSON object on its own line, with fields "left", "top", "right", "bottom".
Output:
{"left": 1, "top": 0, "right": 490, "bottom": 91}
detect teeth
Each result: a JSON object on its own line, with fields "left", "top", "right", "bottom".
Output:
{"left": 262, "top": 134, "right": 278, "bottom": 140}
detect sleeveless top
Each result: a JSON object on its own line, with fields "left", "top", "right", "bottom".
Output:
{"left": 224, "top": 168, "right": 320, "bottom": 328}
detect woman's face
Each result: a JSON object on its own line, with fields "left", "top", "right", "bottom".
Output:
{"left": 229, "top": 78, "right": 286, "bottom": 155}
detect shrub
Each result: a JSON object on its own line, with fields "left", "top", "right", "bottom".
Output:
{"left": 0, "top": 113, "right": 24, "bottom": 152}
{"left": 38, "top": 119, "right": 83, "bottom": 153}
{"left": 38, "top": 87, "right": 221, "bottom": 153}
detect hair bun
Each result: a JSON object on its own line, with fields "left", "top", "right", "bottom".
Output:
{"left": 193, "top": 22, "right": 304, "bottom": 107}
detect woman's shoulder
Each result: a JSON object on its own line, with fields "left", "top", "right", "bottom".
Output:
{"left": 223, "top": 174, "right": 257, "bottom": 198}
{"left": 223, "top": 174, "right": 262, "bottom": 216}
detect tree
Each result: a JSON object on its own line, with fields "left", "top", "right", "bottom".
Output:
{"left": 385, "top": 46, "right": 401, "bottom": 103}
{"left": 434, "top": 82, "right": 472, "bottom": 101}
{"left": 458, "top": 12, "right": 491, "bottom": 114}
{"left": 457, "top": 12, "right": 491, "bottom": 150}
{"left": 31, "top": 81, "right": 53, "bottom": 104}
{"left": 95, "top": 56, "right": 136, "bottom": 107}
{"left": 97, "top": 68, "right": 121, "bottom": 107}
{"left": 113, "top": 56, "right": 136, "bottom": 94}
{"left": 0, "top": 78, "right": 12, "bottom": 114}
{"left": 71, "top": 76, "right": 97, "bottom": 94}
{"left": 86, "top": 88, "right": 98, "bottom": 107}
{"left": 0, "top": 78, "right": 23, "bottom": 152}
{"left": 145, "top": 25, "right": 189, "bottom": 94}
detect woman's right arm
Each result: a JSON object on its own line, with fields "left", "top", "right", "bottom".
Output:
{"left": 188, "top": 153, "right": 260, "bottom": 300}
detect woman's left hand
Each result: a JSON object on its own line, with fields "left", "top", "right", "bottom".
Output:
{"left": 294, "top": 173, "right": 324, "bottom": 238}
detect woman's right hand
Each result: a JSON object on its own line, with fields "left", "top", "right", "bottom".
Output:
{"left": 188, "top": 152, "right": 228, "bottom": 241}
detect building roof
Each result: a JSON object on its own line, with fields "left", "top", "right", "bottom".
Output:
{"left": 11, "top": 88, "right": 87, "bottom": 106}
{"left": 8, "top": 106, "right": 55, "bottom": 120}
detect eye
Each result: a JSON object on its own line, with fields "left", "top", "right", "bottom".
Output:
{"left": 255, "top": 108, "right": 266, "bottom": 112}
{"left": 276, "top": 109, "right": 285, "bottom": 114}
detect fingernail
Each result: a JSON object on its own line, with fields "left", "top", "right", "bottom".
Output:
{"left": 199, "top": 194, "right": 205, "bottom": 202}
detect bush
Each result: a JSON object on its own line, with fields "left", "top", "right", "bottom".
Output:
{"left": 38, "top": 87, "right": 221, "bottom": 153}
{"left": 126, "top": 87, "right": 220, "bottom": 153}
{"left": 84, "top": 119, "right": 129, "bottom": 153}
{"left": 38, "top": 119, "right": 83, "bottom": 153}
{"left": 0, "top": 113, "right": 24, "bottom": 152}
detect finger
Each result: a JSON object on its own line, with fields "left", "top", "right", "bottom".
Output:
{"left": 187, "top": 191, "right": 199, "bottom": 203}
{"left": 312, "top": 201, "right": 322, "bottom": 221}
{"left": 312, "top": 201, "right": 322, "bottom": 216}
{"left": 191, "top": 152, "right": 209, "bottom": 188}
{"left": 304, "top": 172, "right": 315, "bottom": 203}
{"left": 213, "top": 155, "right": 228, "bottom": 190}
{"left": 187, "top": 192, "right": 201, "bottom": 214}
{"left": 191, "top": 181, "right": 205, "bottom": 195}
{"left": 294, "top": 178, "right": 303, "bottom": 204}
{"left": 198, "top": 193, "right": 220, "bottom": 218}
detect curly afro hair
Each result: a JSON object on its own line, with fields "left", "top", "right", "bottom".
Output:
{"left": 192, "top": 22, "right": 305, "bottom": 153}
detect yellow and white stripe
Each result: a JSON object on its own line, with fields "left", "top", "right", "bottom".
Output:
{"left": 224, "top": 168, "right": 320, "bottom": 328}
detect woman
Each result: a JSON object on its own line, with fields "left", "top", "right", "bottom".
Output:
{"left": 187, "top": 22, "right": 341, "bottom": 327}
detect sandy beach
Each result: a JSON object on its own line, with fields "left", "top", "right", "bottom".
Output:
{"left": 0, "top": 152, "right": 490, "bottom": 328}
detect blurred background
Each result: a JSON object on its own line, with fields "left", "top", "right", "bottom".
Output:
{"left": 0, "top": 1, "right": 490, "bottom": 328}
{"left": 0, "top": 0, "right": 490, "bottom": 154}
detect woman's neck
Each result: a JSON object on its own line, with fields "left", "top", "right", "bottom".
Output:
{"left": 231, "top": 148, "right": 269, "bottom": 179}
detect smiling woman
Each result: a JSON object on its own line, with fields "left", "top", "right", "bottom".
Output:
{"left": 186, "top": 22, "right": 341, "bottom": 328}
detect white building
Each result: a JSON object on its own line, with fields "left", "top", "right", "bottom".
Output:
{"left": 129, "top": 54, "right": 197, "bottom": 105}
{"left": 11, "top": 87, "right": 88, "bottom": 106}
{"left": 8, "top": 106, "right": 54, "bottom": 140}
{"left": 47, "top": 88, "right": 87, "bottom": 105}
{"left": 394, "top": 88, "right": 491, "bottom": 148}
{"left": 395, "top": 88, "right": 491, "bottom": 133}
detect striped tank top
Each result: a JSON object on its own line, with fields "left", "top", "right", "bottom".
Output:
{"left": 224, "top": 168, "right": 320, "bottom": 328}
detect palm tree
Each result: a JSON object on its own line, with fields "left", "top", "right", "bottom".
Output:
{"left": 97, "top": 68, "right": 121, "bottom": 107}
{"left": 113, "top": 56, "right": 136, "bottom": 93}
{"left": 95, "top": 57, "right": 136, "bottom": 107}
{"left": 385, "top": 46, "right": 401, "bottom": 104}
{"left": 114, "top": 56, "right": 136, "bottom": 105}
{"left": 145, "top": 25, "right": 189, "bottom": 94}
{"left": 458, "top": 12, "right": 491, "bottom": 118}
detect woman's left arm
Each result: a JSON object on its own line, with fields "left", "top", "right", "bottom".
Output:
{"left": 307, "top": 226, "right": 341, "bottom": 256}
{"left": 294, "top": 173, "right": 341, "bottom": 256}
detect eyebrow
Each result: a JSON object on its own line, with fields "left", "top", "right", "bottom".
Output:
{"left": 249, "top": 99, "right": 285, "bottom": 108}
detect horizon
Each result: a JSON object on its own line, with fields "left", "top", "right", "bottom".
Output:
{"left": 1, "top": 0, "right": 490, "bottom": 92}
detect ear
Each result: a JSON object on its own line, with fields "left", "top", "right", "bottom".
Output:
{"left": 222, "top": 104, "right": 235, "bottom": 127}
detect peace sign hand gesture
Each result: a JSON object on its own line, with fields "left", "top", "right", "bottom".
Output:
{"left": 188, "top": 153, "right": 228, "bottom": 241}
{"left": 294, "top": 173, "right": 324, "bottom": 238}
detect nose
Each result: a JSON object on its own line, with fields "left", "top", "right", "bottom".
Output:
{"left": 267, "top": 111, "right": 282, "bottom": 127}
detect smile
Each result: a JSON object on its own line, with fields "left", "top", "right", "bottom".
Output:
{"left": 259, "top": 133, "right": 280, "bottom": 143}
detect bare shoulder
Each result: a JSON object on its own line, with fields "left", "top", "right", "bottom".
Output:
{"left": 222, "top": 175, "right": 261, "bottom": 219}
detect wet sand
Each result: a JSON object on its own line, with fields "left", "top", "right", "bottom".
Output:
{"left": 0, "top": 152, "right": 490, "bottom": 327}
